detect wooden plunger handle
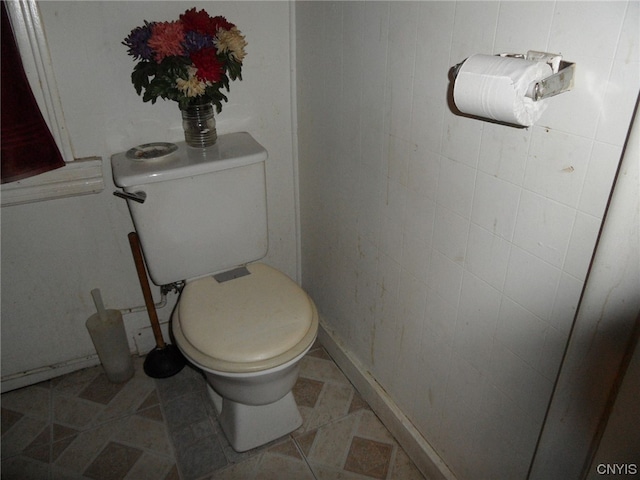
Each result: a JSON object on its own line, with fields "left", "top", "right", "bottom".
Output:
{"left": 128, "top": 232, "right": 166, "bottom": 349}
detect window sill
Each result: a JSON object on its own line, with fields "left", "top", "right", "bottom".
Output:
{"left": 1, "top": 157, "right": 104, "bottom": 207}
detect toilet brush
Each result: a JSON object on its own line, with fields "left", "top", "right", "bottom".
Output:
{"left": 128, "top": 231, "right": 186, "bottom": 378}
{"left": 86, "top": 288, "right": 135, "bottom": 383}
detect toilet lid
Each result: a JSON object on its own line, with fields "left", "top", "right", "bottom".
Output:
{"left": 177, "top": 263, "right": 316, "bottom": 368}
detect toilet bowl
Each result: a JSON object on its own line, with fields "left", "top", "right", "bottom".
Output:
{"left": 171, "top": 262, "right": 318, "bottom": 451}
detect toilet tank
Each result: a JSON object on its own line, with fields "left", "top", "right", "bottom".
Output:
{"left": 111, "top": 132, "right": 268, "bottom": 285}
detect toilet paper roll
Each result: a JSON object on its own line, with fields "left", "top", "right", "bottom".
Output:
{"left": 453, "top": 54, "right": 553, "bottom": 127}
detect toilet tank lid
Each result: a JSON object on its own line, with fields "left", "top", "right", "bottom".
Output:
{"left": 111, "top": 132, "right": 267, "bottom": 188}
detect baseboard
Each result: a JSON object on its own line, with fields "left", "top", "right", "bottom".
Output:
{"left": 2, "top": 319, "right": 169, "bottom": 393}
{"left": 318, "top": 319, "right": 457, "bottom": 480}
{"left": 1, "top": 354, "right": 102, "bottom": 393}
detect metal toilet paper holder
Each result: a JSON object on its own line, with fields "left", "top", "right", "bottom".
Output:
{"left": 451, "top": 50, "right": 576, "bottom": 102}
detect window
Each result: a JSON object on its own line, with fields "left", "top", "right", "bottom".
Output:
{"left": 1, "top": 0, "right": 102, "bottom": 206}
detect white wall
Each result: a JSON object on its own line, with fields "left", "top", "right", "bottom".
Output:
{"left": 296, "top": 1, "right": 638, "bottom": 479}
{"left": 1, "top": 1, "right": 297, "bottom": 389}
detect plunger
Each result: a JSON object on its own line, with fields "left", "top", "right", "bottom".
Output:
{"left": 128, "top": 231, "right": 186, "bottom": 378}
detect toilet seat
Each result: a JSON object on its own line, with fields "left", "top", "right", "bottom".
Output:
{"left": 173, "top": 263, "right": 318, "bottom": 373}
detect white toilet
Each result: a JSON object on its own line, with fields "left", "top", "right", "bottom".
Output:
{"left": 111, "top": 132, "right": 318, "bottom": 452}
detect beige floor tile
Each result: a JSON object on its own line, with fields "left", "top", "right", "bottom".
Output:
{"left": 267, "top": 437, "right": 303, "bottom": 460}
{"left": 306, "top": 382, "right": 354, "bottom": 430}
{"left": 78, "top": 374, "right": 127, "bottom": 405}
{"left": 52, "top": 366, "right": 102, "bottom": 396}
{"left": 23, "top": 423, "right": 55, "bottom": 462}
{"left": 51, "top": 435, "right": 78, "bottom": 463}
{"left": 307, "top": 413, "right": 359, "bottom": 468}
{"left": 300, "top": 355, "right": 352, "bottom": 385}
{"left": 94, "top": 375, "right": 156, "bottom": 424}
{"left": 348, "top": 391, "right": 371, "bottom": 414}
{"left": 1, "top": 384, "right": 50, "bottom": 420}
{"left": 1, "top": 416, "right": 48, "bottom": 459}
{"left": 53, "top": 395, "right": 104, "bottom": 429}
{"left": 293, "top": 377, "right": 325, "bottom": 408}
{"left": 51, "top": 464, "right": 89, "bottom": 479}
{"left": 2, "top": 407, "right": 24, "bottom": 433}
{"left": 311, "top": 463, "right": 367, "bottom": 480}
{"left": 1, "top": 454, "right": 51, "bottom": 480}
{"left": 136, "top": 404, "right": 164, "bottom": 422}
{"left": 211, "top": 454, "right": 261, "bottom": 479}
{"left": 356, "top": 410, "right": 396, "bottom": 443}
{"left": 307, "top": 346, "right": 333, "bottom": 361}
{"left": 295, "top": 405, "right": 314, "bottom": 435}
{"left": 83, "top": 441, "right": 143, "bottom": 480}
{"left": 53, "top": 423, "right": 80, "bottom": 442}
{"left": 163, "top": 464, "right": 181, "bottom": 480}
{"left": 390, "top": 448, "right": 427, "bottom": 480}
{"left": 123, "top": 451, "right": 175, "bottom": 480}
{"left": 138, "top": 389, "right": 160, "bottom": 409}
{"left": 255, "top": 452, "right": 316, "bottom": 480}
{"left": 293, "top": 429, "right": 317, "bottom": 457}
{"left": 54, "top": 418, "right": 127, "bottom": 473}
{"left": 343, "top": 436, "right": 394, "bottom": 479}
{"left": 112, "top": 415, "right": 173, "bottom": 456}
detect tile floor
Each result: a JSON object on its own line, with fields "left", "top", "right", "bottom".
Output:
{"left": 1, "top": 343, "right": 426, "bottom": 480}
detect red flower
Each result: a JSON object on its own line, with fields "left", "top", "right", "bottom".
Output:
{"left": 180, "top": 8, "right": 212, "bottom": 34}
{"left": 180, "top": 9, "right": 235, "bottom": 35}
{"left": 191, "top": 47, "right": 225, "bottom": 83}
{"left": 211, "top": 16, "right": 235, "bottom": 32}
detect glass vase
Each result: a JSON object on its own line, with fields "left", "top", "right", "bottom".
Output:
{"left": 180, "top": 102, "right": 217, "bottom": 148}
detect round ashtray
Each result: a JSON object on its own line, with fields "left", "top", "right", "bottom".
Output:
{"left": 126, "top": 142, "right": 178, "bottom": 161}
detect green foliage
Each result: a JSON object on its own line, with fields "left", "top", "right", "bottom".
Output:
{"left": 130, "top": 55, "right": 239, "bottom": 112}
{"left": 227, "top": 60, "right": 243, "bottom": 82}
{"left": 131, "top": 57, "right": 192, "bottom": 105}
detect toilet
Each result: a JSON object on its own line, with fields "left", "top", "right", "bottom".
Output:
{"left": 111, "top": 132, "right": 318, "bottom": 452}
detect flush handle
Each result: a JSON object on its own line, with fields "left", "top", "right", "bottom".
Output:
{"left": 113, "top": 190, "right": 146, "bottom": 204}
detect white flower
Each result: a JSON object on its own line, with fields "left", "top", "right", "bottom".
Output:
{"left": 215, "top": 27, "right": 247, "bottom": 63}
{"left": 176, "top": 67, "right": 208, "bottom": 97}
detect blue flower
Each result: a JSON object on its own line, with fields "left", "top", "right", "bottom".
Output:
{"left": 123, "top": 21, "right": 155, "bottom": 61}
{"left": 182, "top": 31, "right": 216, "bottom": 54}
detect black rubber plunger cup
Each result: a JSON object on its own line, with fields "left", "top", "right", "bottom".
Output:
{"left": 128, "top": 232, "right": 186, "bottom": 378}
{"left": 144, "top": 344, "right": 185, "bottom": 378}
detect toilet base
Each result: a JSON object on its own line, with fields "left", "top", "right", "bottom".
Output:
{"left": 207, "top": 384, "right": 303, "bottom": 452}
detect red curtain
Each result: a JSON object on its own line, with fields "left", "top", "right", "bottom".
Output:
{"left": 1, "top": 1, "right": 65, "bottom": 184}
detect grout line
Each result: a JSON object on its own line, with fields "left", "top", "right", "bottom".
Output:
{"left": 291, "top": 433, "right": 319, "bottom": 480}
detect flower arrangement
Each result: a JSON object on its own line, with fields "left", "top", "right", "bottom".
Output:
{"left": 123, "top": 8, "right": 247, "bottom": 112}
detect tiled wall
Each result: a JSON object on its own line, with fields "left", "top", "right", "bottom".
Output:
{"left": 296, "top": 2, "right": 638, "bottom": 478}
